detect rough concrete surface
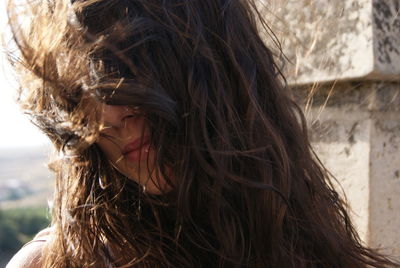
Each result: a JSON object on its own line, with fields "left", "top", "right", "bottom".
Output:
{"left": 297, "top": 82, "right": 400, "bottom": 255}
{"left": 369, "top": 110, "right": 400, "bottom": 255}
{"left": 263, "top": 0, "right": 400, "bottom": 84}
{"left": 372, "top": 1, "right": 400, "bottom": 77}
{"left": 268, "top": 0, "right": 400, "bottom": 255}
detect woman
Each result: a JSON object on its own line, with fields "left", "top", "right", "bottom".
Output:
{"left": 6, "top": 0, "right": 399, "bottom": 267}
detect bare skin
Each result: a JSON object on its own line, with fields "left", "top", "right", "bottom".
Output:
{"left": 6, "top": 229, "right": 51, "bottom": 268}
{"left": 96, "top": 104, "right": 171, "bottom": 194}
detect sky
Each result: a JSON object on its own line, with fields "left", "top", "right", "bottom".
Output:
{"left": 0, "top": 1, "right": 50, "bottom": 149}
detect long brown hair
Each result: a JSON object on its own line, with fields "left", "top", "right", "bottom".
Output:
{"left": 6, "top": 0, "right": 399, "bottom": 267}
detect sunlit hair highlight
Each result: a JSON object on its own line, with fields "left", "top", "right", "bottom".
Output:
{"left": 6, "top": 0, "right": 399, "bottom": 267}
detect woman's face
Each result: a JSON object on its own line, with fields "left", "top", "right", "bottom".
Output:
{"left": 96, "top": 104, "right": 171, "bottom": 194}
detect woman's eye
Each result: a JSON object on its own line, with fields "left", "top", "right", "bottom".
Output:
{"left": 122, "top": 112, "right": 144, "bottom": 122}
{"left": 124, "top": 114, "right": 138, "bottom": 119}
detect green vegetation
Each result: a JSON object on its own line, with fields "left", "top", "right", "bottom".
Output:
{"left": 0, "top": 207, "right": 50, "bottom": 253}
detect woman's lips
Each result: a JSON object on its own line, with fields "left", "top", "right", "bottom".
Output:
{"left": 122, "top": 136, "right": 151, "bottom": 162}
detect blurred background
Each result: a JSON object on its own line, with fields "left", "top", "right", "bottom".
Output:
{"left": 0, "top": 1, "right": 53, "bottom": 265}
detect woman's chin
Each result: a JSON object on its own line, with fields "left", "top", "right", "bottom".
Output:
{"left": 144, "top": 183, "right": 173, "bottom": 195}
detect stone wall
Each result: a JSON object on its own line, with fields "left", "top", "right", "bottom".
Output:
{"left": 262, "top": 0, "right": 400, "bottom": 256}
{"left": 263, "top": 0, "right": 400, "bottom": 83}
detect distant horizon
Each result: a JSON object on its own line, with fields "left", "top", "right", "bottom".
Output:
{"left": 0, "top": 141, "right": 51, "bottom": 150}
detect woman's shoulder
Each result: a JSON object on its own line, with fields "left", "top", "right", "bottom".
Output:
{"left": 6, "top": 227, "right": 52, "bottom": 268}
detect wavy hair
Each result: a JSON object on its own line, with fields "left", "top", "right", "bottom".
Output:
{"left": 6, "top": 0, "right": 399, "bottom": 267}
